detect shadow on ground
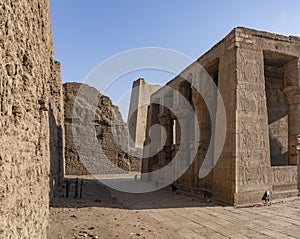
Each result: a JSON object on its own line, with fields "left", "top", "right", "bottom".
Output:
{"left": 51, "top": 177, "right": 225, "bottom": 210}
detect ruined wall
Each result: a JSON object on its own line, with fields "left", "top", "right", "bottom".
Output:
{"left": 64, "top": 82, "right": 140, "bottom": 175}
{"left": 0, "top": 0, "right": 61, "bottom": 238}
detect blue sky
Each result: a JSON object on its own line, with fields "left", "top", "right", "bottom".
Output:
{"left": 50, "top": 1, "right": 300, "bottom": 119}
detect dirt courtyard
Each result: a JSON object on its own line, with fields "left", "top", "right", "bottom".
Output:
{"left": 48, "top": 176, "right": 182, "bottom": 239}
{"left": 48, "top": 176, "right": 300, "bottom": 239}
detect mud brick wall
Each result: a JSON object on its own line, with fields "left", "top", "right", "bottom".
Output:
{"left": 0, "top": 0, "right": 63, "bottom": 238}
{"left": 63, "top": 82, "right": 141, "bottom": 175}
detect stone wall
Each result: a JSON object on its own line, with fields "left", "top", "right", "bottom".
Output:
{"left": 64, "top": 82, "right": 141, "bottom": 175}
{"left": 0, "top": 0, "right": 62, "bottom": 238}
{"left": 271, "top": 166, "right": 298, "bottom": 199}
{"left": 49, "top": 61, "right": 64, "bottom": 198}
{"left": 197, "top": 37, "right": 237, "bottom": 203}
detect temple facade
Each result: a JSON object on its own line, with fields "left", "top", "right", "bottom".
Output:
{"left": 141, "top": 27, "right": 300, "bottom": 205}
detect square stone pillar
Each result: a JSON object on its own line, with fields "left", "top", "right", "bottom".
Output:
{"left": 235, "top": 48, "right": 272, "bottom": 205}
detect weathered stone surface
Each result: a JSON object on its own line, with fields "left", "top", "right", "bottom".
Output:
{"left": 142, "top": 27, "right": 300, "bottom": 205}
{"left": 63, "top": 82, "right": 141, "bottom": 175}
{"left": 0, "top": 0, "right": 63, "bottom": 238}
{"left": 128, "top": 78, "right": 160, "bottom": 148}
{"left": 49, "top": 61, "right": 64, "bottom": 197}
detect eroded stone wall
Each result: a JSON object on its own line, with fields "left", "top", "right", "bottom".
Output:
{"left": 64, "top": 82, "right": 140, "bottom": 175}
{"left": 0, "top": 0, "right": 61, "bottom": 238}
{"left": 49, "top": 61, "right": 64, "bottom": 198}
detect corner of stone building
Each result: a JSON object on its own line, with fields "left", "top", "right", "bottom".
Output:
{"left": 233, "top": 27, "right": 300, "bottom": 205}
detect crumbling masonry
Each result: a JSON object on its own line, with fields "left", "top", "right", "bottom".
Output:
{"left": 142, "top": 27, "right": 300, "bottom": 205}
{"left": 63, "top": 82, "right": 141, "bottom": 175}
{"left": 0, "top": 0, "right": 64, "bottom": 238}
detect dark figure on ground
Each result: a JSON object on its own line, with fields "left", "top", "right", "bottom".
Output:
{"left": 203, "top": 191, "right": 212, "bottom": 202}
{"left": 171, "top": 183, "right": 177, "bottom": 195}
{"left": 262, "top": 191, "right": 270, "bottom": 205}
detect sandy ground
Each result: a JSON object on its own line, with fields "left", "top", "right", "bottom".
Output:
{"left": 48, "top": 177, "right": 179, "bottom": 239}
{"left": 48, "top": 176, "right": 300, "bottom": 239}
